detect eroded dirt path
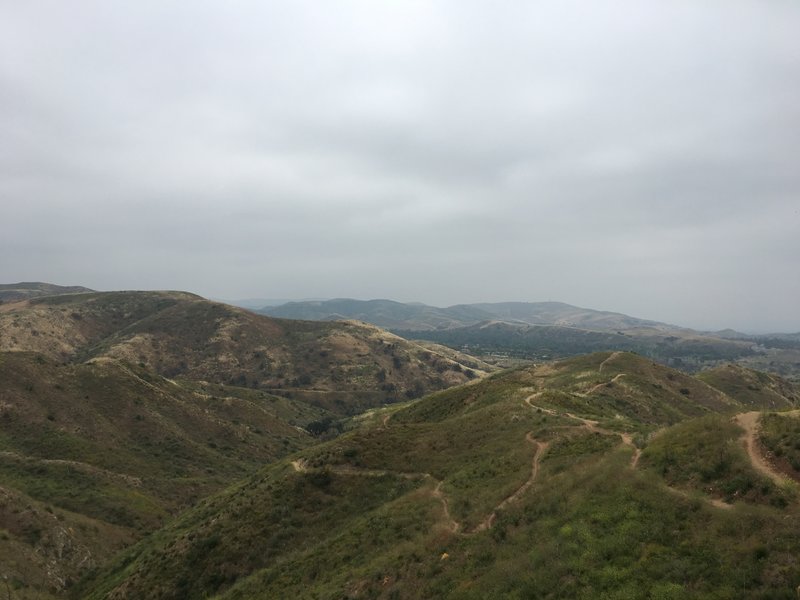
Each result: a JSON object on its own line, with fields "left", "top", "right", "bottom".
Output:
{"left": 523, "top": 392, "right": 557, "bottom": 415}
{"left": 523, "top": 393, "right": 640, "bottom": 468}
{"left": 0, "top": 450, "right": 143, "bottom": 487}
{"left": 565, "top": 413, "right": 640, "bottom": 469}
{"left": 432, "top": 480, "right": 461, "bottom": 533}
{"left": 467, "top": 433, "right": 549, "bottom": 534}
{"left": 598, "top": 351, "right": 623, "bottom": 373}
{"left": 586, "top": 373, "right": 627, "bottom": 396}
{"left": 664, "top": 484, "right": 733, "bottom": 510}
{"left": 734, "top": 412, "right": 787, "bottom": 485}
{"left": 289, "top": 457, "right": 461, "bottom": 532}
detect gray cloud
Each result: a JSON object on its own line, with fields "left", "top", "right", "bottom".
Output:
{"left": 1, "top": 0, "right": 799, "bottom": 332}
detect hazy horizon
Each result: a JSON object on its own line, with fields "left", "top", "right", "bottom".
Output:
{"left": 2, "top": 1, "right": 798, "bottom": 333}
{"left": 4, "top": 280, "right": 793, "bottom": 335}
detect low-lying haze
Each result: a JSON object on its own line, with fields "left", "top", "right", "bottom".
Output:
{"left": 1, "top": 1, "right": 798, "bottom": 332}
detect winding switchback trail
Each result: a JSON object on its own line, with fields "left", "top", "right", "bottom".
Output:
{"left": 289, "top": 430, "right": 547, "bottom": 536}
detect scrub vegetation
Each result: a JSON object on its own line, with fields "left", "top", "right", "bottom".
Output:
{"left": 76, "top": 352, "right": 800, "bottom": 599}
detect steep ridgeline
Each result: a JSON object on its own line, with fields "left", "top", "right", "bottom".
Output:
{"left": 79, "top": 352, "right": 800, "bottom": 599}
{"left": 0, "top": 291, "right": 492, "bottom": 414}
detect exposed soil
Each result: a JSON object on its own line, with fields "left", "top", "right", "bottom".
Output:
{"left": 431, "top": 480, "right": 460, "bottom": 534}
{"left": 734, "top": 411, "right": 793, "bottom": 485}
{"left": 598, "top": 351, "right": 623, "bottom": 373}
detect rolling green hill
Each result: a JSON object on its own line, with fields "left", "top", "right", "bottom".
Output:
{"left": 76, "top": 352, "right": 800, "bottom": 599}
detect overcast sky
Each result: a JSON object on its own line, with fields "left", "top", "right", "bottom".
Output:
{"left": 1, "top": 1, "right": 798, "bottom": 332}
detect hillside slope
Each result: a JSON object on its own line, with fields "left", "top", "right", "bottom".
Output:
{"left": 0, "top": 351, "right": 325, "bottom": 595}
{"left": 78, "top": 353, "right": 800, "bottom": 599}
{"left": 0, "top": 291, "right": 492, "bottom": 413}
{"left": 698, "top": 364, "right": 799, "bottom": 409}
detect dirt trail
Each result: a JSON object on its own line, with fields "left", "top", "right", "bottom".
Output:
{"left": 523, "top": 393, "right": 556, "bottom": 415}
{"left": 664, "top": 484, "right": 732, "bottom": 510}
{"left": 586, "top": 373, "right": 627, "bottom": 396}
{"left": 598, "top": 351, "right": 623, "bottom": 373}
{"left": 432, "top": 480, "right": 461, "bottom": 533}
{"left": 734, "top": 412, "right": 788, "bottom": 485}
{"left": 288, "top": 431, "right": 547, "bottom": 536}
{"left": 565, "top": 413, "right": 640, "bottom": 468}
{"left": 467, "top": 433, "right": 549, "bottom": 534}
{"left": 289, "top": 457, "right": 460, "bottom": 532}
{"left": 523, "top": 393, "right": 639, "bottom": 468}
{"left": 0, "top": 450, "right": 142, "bottom": 487}
{"left": 625, "top": 434, "right": 642, "bottom": 468}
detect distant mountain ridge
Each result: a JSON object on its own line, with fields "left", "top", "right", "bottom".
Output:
{"left": 259, "top": 298, "right": 800, "bottom": 377}
{"left": 259, "top": 298, "right": 675, "bottom": 332}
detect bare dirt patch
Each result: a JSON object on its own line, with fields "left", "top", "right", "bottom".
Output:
{"left": 734, "top": 412, "right": 788, "bottom": 485}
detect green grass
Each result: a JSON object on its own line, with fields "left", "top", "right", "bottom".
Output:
{"left": 641, "top": 415, "right": 791, "bottom": 506}
{"left": 0, "top": 351, "right": 319, "bottom": 593}
{"left": 77, "top": 353, "right": 800, "bottom": 599}
{"left": 76, "top": 464, "right": 420, "bottom": 599}
{"left": 760, "top": 412, "right": 800, "bottom": 473}
{"left": 698, "top": 365, "right": 798, "bottom": 410}
{"left": 6, "top": 348, "right": 800, "bottom": 599}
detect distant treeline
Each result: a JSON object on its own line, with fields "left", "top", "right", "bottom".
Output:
{"left": 396, "top": 324, "right": 755, "bottom": 367}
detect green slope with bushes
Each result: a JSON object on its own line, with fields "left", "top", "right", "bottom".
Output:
{"left": 77, "top": 352, "right": 800, "bottom": 599}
